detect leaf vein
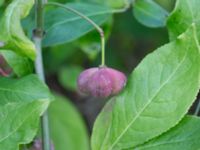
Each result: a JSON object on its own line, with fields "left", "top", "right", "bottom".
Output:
{"left": 108, "top": 49, "right": 188, "bottom": 150}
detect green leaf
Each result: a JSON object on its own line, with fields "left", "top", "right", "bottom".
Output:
{"left": 0, "top": 50, "right": 33, "bottom": 77}
{"left": 135, "top": 116, "right": 200, "bottom": 150}
{"left": 82, "top": 0, "right": 130, "bottom": 9}
{"left": 0, "top": 0, "right": 36, "bottom": 60}
{"left": 48, "top": 94, "right": 89, "bottom": 150}
{"left": 0, "top": 9, "right": 4, "bottom": 18}
{"left": 43, "top": 2, "right": 112, "bottom": 47}
{"left": 91, "top": 25, "right": 200, "bottom": 150}
{"left": 0, "top": 75, "right": 52, "bottom": 150}
{"left": 58, "top": 65, "right": 83, "bottom": 91}
{"left": 0, "top": 0, "right": 4, "bottom": 6}
{"left": 133, "top": 0, "right": 169, "bottom": 28}
{"left": 167, "top": 0, "right": 200, "bottom": 41}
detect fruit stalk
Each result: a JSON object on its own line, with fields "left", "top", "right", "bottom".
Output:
{"left": 45, "top": 2, "right": 106, "bottom": 66}
{"left": 33, "top": 0, "right": 51, "bottom": 150}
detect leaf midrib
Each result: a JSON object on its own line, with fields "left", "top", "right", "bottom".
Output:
{"left": 108, "top": 48, "right": 188, "bottom": 150}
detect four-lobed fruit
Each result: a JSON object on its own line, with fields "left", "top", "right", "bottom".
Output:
{"left": 77, "top": 66, "right": 127, "bottom": 98}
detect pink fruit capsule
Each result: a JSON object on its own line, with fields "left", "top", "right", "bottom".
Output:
{"left": 77, "top": 67, "right": 127, "bottom": 98}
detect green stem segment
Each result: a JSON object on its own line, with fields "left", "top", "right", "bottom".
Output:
{"left": 45, "top": 2, "right": 106, "bottom": 66}
{"left": 33, "top": 1, "right": 51, "bottom": 150}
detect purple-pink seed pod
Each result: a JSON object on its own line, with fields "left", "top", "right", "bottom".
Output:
{"left": 77, "top": 67, "right": 127, "bottom": 98}
{"left": 77, "top": 68, "right": 98, "bottom": 94}
{"left": 107, "top": 68, "right": 127, "bottom": 95}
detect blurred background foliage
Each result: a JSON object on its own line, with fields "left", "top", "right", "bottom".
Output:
{"left": 0, "top": 0, "right": 175, "bottom": 149}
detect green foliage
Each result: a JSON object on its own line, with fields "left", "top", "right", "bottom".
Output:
{"left": 91, "top": 25, "right": 200, "bottom": 150}
{"left": 83, "top": 0, "right": 130, "bottom": 9}
{"left": 49, "top": 0, "right": 75, "bottom": 3}
{"left": 58, "top": 65, "right": 83, "bottom": 91}
{"left": 1, "top": 0, "right": 200, "bottom": 150}
{"left": 133, "top": 0, "right": 169, "bottom": 28}
{"left": 0, "top": 0, "right": 36, "bottom": 60}
{"left": 0, "top": 9, "right": 3, "bottom": 18}
{"left": 154, "top": 0, "right": 175, "bottom": 11}
{"left": 0, "top": 75, "right": 52, "bottom": 150}
{"left": 43, "top": 3, "right": 112, "bottom": 46}
{"left": 135, "top": 116, "right": 200, "bottom": 150}
{"left": 167, "top": 0, "right": 200, "bottom": 41}
{"left": 22, "top": 3, "right": 113, "bottom": 59}
{"left": 0, "top": 0, "right": 4, "bottom": 6}
{"left": 48, "top": 94, "right": 89, "bottom": 150}
{"left": 0, "top": 50, "right": 33, "bottom": 77}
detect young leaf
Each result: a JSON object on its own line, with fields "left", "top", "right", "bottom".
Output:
{"left": 43, "top": 3, "right": 112, "bottom": 47}
{"left": 135, "top": 116, "right": 200, "bottom": 150}
{"left": 0, "top": 75, "right": 52, "bottom": 150}
{"left": 91, "top": 25, "right": 200, "bottom": 150}
{"left": 0, "top": 0, "right": 36, "bottom": 60}
{"left": 133, "top": 0, "right": 169, "bottom": 28}
{"left": 167, "top": 0, "right": 200, "bottom": 41}
{"left": 48, "top": 94, "right": 89, "bottom": 150}
{"left": 0, "top": 50, "right": 33, "bottom": 77}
